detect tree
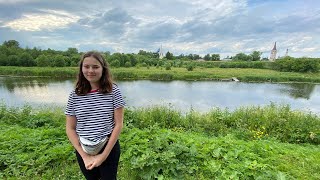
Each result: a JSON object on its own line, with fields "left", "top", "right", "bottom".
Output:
{"left": 51, "top": 55, "right": 66, "bottom": 67}
{"left": 187, "top": 54, "right": 194, "bottom": 60}
{"left": 204, "top": 54, "right": 211, "bottom": 61}
{"left": 19, "top": 53, "right": 35, "bottom": 66}
{"left": 165, "top": 51, "right": 174, "bottom": 60}
{"left": 36, "top": 55, "right": 50, "bottom": 67}
{"left": 110, "top": 59, "right": 120, "bottom": 67}
{"left": 211, "top": 54, "right": 220, "bottom": 61}
{"left": 127, "top": 54, "right": 137, "bottom": 67}
{"left": 193, "top": 54, "right": 200, "bottom": 60}
{"left": 25, "top": 47, "right": 41, "bottom": 60}
{"left": 70, "top": 54, "right": 80, "bottom": 67}
{"left": 186, "top": 63, "right": 194, "bottom": 71}
{"left": 64, "top": 47, "right": 78, "bottom": 57}
{"left": 138, "top": 50, "right": 147, "bottom": 56}
{"left": 124, "top": 61, "right": 132, "bottom": 67}
{"left": 250, "top": 51, "right": 262, "bottom": 61}
{"left": 0, "top": 54, "right": 7, "bottom": 66}
{"left": 233, "top": 53, "right": 249, "bottom": 61}
{"left": 3, "top": 40, "right": 20, "bottom": 48}
{"left": 7, "top": 55, "right": 19, "bottom": 66}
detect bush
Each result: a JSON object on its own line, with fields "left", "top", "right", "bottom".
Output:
{"left": 110, "top": 60, "right": 120, "bottom": 67}
{"left": 165, "top": 63, "right": 171, "bottom": 70}
{"left": 272, "top": 57, "right": 319, "bottom": 73}
{"left": 186, "top": 64, "right": 194, "bottom": 71}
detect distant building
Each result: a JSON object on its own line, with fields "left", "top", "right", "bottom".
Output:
{"left": 158, "top": 45, "right": 164, "bottom": 59}
{"left": 285, "top": 48, "right": 289, "bottom": 57}
{"left": 269, "top": 42, "right": 277, "bottom": 61}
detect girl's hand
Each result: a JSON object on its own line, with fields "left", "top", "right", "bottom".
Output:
{"left": 87, "top": 154, "right": 107, "bottom": 170}
{"left": 82, "top": 154, "right": 94, "bottom": 170}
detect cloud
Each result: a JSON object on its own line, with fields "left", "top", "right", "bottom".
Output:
{"left": 0, "top": 0, "right": 39, "bottom": 4}
{"left": 2, "top": 9, "right": 80, "bottom": 31}
{"left": 0, "top": 0, "right": 319, "bottom": 57}
{"left": 78, "top": 8, "right": 136, "bottom": 40}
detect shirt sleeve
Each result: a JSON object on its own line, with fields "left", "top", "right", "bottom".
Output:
{"left": 65, "top": 91, "right": 76, "bottom": 116}
{"left": 112, "top": 84, "right": 126, "bottom": 109}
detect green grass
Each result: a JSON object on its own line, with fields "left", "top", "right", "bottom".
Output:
{"left": 0, "top": 104, "right": 319, "bottom": 179}
{"left": 1, "top": 66, "right": 320, "bottom": 83}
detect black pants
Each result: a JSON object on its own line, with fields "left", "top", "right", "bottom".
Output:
{"left": 75, "top": 141, "right": 120, "bottom": 180}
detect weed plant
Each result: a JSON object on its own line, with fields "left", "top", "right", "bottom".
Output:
{"left": 0, "top": 103, "right": 319, "bottom": 179}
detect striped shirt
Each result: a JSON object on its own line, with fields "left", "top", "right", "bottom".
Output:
{"left": 65, "top": 84, "right": 125, "bottom": 142}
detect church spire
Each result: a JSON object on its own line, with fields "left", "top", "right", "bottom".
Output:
{"left": 272, "top": 42, "right": 277, "bottom": 50}
{"left": 269, "top": 42, "right": 277, "bottom": 61}
{"left": 285, "top": 48, "right": 288, "bottom": 57}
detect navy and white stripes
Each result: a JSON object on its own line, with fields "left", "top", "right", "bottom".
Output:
{"left": 65, "top": 84, "right": 125, "bottom": 142}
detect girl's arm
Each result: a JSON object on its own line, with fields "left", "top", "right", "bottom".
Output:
{"left": 66, "top": 115, "right": 93, "bottom": 168}
{"left": 88, "top": 107, "right": 124, "bottom": 169}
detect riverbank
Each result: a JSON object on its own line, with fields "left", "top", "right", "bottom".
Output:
{"left": 0, "top": 104, "right": 319, "bottom": 179}
{"left": 0, "top": 66, "right": 320, "bottom": 83}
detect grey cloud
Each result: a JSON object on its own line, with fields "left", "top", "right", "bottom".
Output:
{"left": 134, "top": 21, "right": 179, "bottom": 42}
{"left": 79, "top": 8, "right": 137, "bottom": 39}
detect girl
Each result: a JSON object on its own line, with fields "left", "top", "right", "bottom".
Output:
{"left": 65, "top": 51, "right": 125, "bottom": 180}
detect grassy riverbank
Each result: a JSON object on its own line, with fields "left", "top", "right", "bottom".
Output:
{"left": 1, "top": 66, "right": 320, "bottom": 83}
{"left": 0, "top": 104, "right": 319, "bottom": 179}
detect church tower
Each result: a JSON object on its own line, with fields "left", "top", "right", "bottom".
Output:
{"left": 159, "top": 45, "right": 164, "bottom": 59}
{"left": 285, "top": 48, "right": 288, "bottom": 57}
{"left": 269, "top": 42, "right": 277, "bottom": 61}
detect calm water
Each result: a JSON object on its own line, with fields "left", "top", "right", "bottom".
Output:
{"left": 1, "top": 76, "right": 320, "bottom": 114}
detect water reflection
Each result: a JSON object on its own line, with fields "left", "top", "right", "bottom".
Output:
{"left": 0, "top": 77, "right": 319, "bottom": 114}
{"left": 0, "top": 76, "right": 75, "bottom": 107}
{"left": 0, "top": 76, "right": 70, "bottom": 92}
{"left": 279, "top": 83, "right": 316, "bottom": 99}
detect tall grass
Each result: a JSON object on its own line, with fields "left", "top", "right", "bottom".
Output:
{"left": 1, "top": 66, "right": 320, "bottom": 83}
{"left": 0, "top": 104, "right": 319, "bottom": 179}
{"left": 125, "top": 103, "right": 320, "bottom": 144}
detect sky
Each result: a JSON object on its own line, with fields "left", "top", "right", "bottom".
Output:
{"left": 0, "top": 0, "right": 319, "bottom": 58}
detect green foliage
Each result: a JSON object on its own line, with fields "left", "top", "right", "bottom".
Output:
{"left": 204, "top": 54, "right": 211, "bottom": 61}
{"left": 149, "top": 73, "right": 173, "bottom": 80}
{"left": 273, "top": 57, "right": 319, "bottom": 73}
{"left": 51, "top": 55, "right": 66, "bottom": 67}
{"left": 36, "top": 55, "right": 50, "bottom": 67}
{"left": 124, "top": 61, "right": 132, "bottom": 67}
{"left": 165, "top": 51, "right": 174, "bottom": 60}
{"left": 0, "top": 54, "right": 7, "bottom": 66}
{"left": 19, "top": 52, "right": 35, "bottom": 67}
{"left": 0, "top": 104, "right": 320, "bottom": 179}
{"left": 233, "top": 53, "right": 251, "bottom": 61}
{"left": 250, "top": 51, "right": 262, "bottom": 61}
{"left": 110, "top": 59, "right": 121, "bottom": 67}
{"left": 121, "top": 127, "right": 288, "bottom": 179}
{"left": 7, "top": 55, "right": 19, "bottom": 66}
{"left": 219, "top": 61, "right": 268, "bottom": 69}
{"left": 165, "top": 63, "right": 171, "bottom": 70}
{"left": 3, "top": 40, "right": 20, "bottom": 48}
{"left": 113, "top": 71, "right": 138, "bottom": 80}
{"left": 186, "top": 63, "right": 194, "bottom": 71}
{"left": 125, "top": 104, "right": 320, "bottom": 144}
{"left": 211, "top": 54, "right": 220, "bottom": 61}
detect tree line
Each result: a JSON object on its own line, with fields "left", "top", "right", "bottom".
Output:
{"left": 0, "top": 40, "right": 318, "bottom": 72}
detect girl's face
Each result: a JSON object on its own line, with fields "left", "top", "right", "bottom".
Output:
{"left": 82, "top": 56, "right": 103, "bottom": 86}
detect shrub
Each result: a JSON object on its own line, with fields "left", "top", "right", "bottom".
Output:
{"left": 186, "top": 64, "right": 194, "bottom": 71}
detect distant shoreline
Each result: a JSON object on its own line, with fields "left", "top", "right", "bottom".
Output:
{"left": 0, "top": 66, "right": 319, "bottom": 83}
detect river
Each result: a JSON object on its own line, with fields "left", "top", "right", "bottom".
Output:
{"left": 0, "top": 76, "right": 319, "bottom": 114}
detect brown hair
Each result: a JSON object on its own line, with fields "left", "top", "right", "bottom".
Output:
{"left": 75, "top": 51, "right": 113, "bottom": 95}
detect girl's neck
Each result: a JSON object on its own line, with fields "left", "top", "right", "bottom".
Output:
{"left": 90, "top": 83, "right": 100, "bottom": 90}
